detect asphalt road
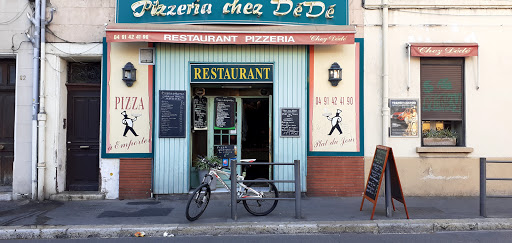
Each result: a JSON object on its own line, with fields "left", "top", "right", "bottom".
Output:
{"left": 4, "top": 230, "right": 512, "bottom": 243}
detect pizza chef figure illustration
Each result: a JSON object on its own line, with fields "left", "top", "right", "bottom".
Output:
{"left": 121, "top": 111, "right": 139, "bottom": 137}
{"left": 326, "top": 109, "right": 343, "bottom": 135}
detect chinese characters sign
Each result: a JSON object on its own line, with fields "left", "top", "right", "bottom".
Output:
{"left": 116, "top": 0, "right": 348, "bottom": 26}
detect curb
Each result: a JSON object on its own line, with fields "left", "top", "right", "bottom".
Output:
{"left": 1, "top": 218, "right": 512, "bottom": 239}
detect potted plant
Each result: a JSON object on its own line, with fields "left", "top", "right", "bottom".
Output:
{"left": 422, "top": 128, "right": 457, "bottom": 146}
{"left": 194, "top": 155, "right": 220, "bottom": 189}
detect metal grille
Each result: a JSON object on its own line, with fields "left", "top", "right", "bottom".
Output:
{"left": 68, "top": 62, "right": 101, "bottom": 84}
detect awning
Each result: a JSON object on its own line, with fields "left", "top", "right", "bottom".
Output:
{"left": 407, "top": 42, "right": 480, "bottom": 90}
{"left": 106, "top": 23, "right": 356, "bottom": 45}
{"left": 409, "top": 43, "right": 478, "bottom": 57}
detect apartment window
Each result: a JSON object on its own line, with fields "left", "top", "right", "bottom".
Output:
{"left": 420, "top": 58, "right": 465, "bottom": 146}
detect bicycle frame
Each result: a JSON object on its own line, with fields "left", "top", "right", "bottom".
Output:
{"left": 202, "top": 167, "right": 264, "bottom": 198}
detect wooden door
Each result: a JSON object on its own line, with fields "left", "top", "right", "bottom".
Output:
{"left": 66, "top": 89, "right": 100, "bottom": 190}
{"left": 0, "top": 60, "right": 15, "bottom": 186}
{"left": 66, "top": 62, "right": 101, "bottom": 191}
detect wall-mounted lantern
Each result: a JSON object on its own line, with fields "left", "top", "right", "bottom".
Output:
{"left": 122, "top": 62, "right": 137, "bottom": 87}
{"left": 328, "top": 62, "right": 342, "bottom": 86}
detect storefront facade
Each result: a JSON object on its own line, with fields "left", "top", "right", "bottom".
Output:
{"left": 102, "top": 0, "right": 365, "bottom": 197}
{"left": 10, "top": 0, "right": 512, "bottom": 201}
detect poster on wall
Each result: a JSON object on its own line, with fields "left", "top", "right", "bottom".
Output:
{"left": 104, "top": 42, "right": 153, "bottom": 157}
{"left": 214, "top": 97, "right": 236, "bottom": 130}
{"left": 389, "top": 99, "right": 418, "bottom": 137}
{"left": 193, "top": 96, "right": 207, "bottom": 130}
{"left": 309, "top": 44, "right": 362, "bottom": 154}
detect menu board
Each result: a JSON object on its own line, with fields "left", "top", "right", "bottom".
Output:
{"left": 214, "top": 97, "right": 236, "bottom": 130}
{"left": 281, "top": 108, "right": 300, "bottom": 137}
{"left": 360, "top": 145, "right": 409, "bottom": 220}
{"left": 159, "top": 90, "right": 186, "bottom": 138}
{"left": 193, "top": 96, "right": 207, "bottom": 130}
{"left": 364, "top": 147, "right": 387, "bottom": 201}
{"left": 215, "top": 145, "right": 236, "bottom": 159}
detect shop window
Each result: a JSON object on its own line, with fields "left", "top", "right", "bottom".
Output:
{"left": 420, "top": 58, "right": 465, "bottom": 146}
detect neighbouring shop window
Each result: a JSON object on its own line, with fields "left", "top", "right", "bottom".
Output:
{"left": 420, "top": 58, "right": 465, "bottom": 146}
{"left": 68, "top": 62, "right": 101, "bottom": 84}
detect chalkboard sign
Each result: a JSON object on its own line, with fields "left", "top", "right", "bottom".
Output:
{"left": 159, "top": 90, "right": 186, "bottom": 138}
{"left": 214, "top": 97, "right": 236, "bottom": 130}
{"left": 193, "top": 96, "right": 207, "bottom": 130}
{"left": 215, "top": 145, "right": 236, "bottom": 159}
{"left": 280, "top": 108, "right": 300, "bottom": 137}
{"left": 364, "top": 147, "right": 388, "bottom": 201}
{"left": 360, "top": 145, "right": 409, "bottom": 220}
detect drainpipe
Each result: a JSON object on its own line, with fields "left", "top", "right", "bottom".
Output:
{"left": 37, "top": 0, "right": 47, "bottom": 201}
{"left": 382, "top": 0, "right": 393, "bottom": 218}
{"left": 381, "top": 0, "right": 389, "bottom": 146}
{"left": 30, "top": 0, "right": 41, "bottom": 200}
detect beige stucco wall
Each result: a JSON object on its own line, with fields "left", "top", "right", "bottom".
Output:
{"left": 363, "top": 0, "right": 512, "bottom": 196}
{"left": 46, "top": 0, "right": 115, "bottom": 43}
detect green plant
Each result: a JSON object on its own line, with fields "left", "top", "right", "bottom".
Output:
{"left": 422, "top": 128, "right": 457, "bottom": 139}
{"left": 194, "top": 155, "right": 221, "bottom": 170}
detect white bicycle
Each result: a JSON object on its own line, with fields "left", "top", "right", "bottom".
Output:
{"left": 186, "top": 156, "right": 279, "bottom": 221}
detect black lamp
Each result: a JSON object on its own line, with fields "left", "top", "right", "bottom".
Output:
{"left": 328, "top": 62, "right": 342, "bottom": 86}
{"left": 122, "top": 62, "right": 137, "bottom": 87}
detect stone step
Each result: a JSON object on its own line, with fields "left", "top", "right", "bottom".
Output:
{"left": 0, "top": 192, "right": 12, "bottom": 201}
{"left": 50, "top": 191, "right": 105, "bottom": 201}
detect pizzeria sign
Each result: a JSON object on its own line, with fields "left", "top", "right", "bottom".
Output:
{"left": 116, "top": 0, "right": 348, "bottom": 26}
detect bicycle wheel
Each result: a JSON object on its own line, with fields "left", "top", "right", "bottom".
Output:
{"left": 242, "top": 179, "right": 279, "bottom": 216}
{"left": 186, "top": 184, "right": 211, "bottom": 221}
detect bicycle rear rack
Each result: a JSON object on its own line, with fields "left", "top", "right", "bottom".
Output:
{"left": 230, "top": 159, "right": 301, "bottom": 220}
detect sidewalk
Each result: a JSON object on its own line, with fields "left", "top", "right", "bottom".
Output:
{"left": 0, "top": 194, "right": 511, "bottom": 239}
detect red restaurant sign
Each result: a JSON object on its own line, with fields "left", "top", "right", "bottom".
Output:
{"left": 410, "top": 43, "right": 478, "bottom": 57}
{"left": 106, "top": 31, "right": 354, "bottom": 45}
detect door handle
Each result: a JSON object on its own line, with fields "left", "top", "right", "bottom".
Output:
{"left": 80, "top": 146, "right": 90, "bottom": 149}
{"left": 0, "top": 145, "right": 4, "bottom": 150}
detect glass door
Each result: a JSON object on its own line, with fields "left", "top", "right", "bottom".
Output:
{"left": 207, "top": 96, "right": 272, "bottom": 186}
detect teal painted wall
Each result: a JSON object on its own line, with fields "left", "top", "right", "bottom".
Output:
{"left": 154, "top": 44, "right": 307, "bottom": 194}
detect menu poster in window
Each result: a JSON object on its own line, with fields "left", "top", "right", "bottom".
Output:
{"left": 193, "top": 96, "right": 207, "bottom": 130}
{"left": 281, "top": 108, "right": 300, "bottom": 137}
{"left": 159, "top": 90, "right": 186, "bottom": 138}
{"left": 389, "top": 99, "right": 418, "bottom": 137}
{"left": 215, "top": 145, "right": 237, "bottom": 159}
{"left": 214, "top": 97, "right": 236, "bottom": 130}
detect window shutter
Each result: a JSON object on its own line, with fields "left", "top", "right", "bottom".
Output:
{"left": 420, "top": 58, "right": 464, "bottom": 121}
